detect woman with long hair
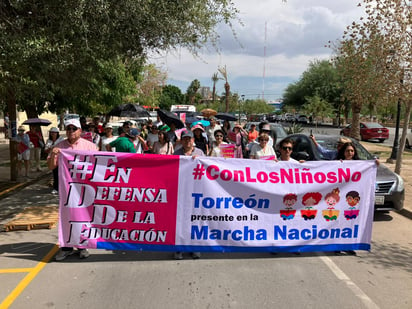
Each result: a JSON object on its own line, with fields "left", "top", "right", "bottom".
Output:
{"left": 336, "top": 142, "right": 360, "bottom": 160}
{"left": 152, "top": 130, "right": 174, "bottom": 155}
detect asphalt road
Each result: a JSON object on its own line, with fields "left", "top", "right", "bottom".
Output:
{"left": 0, "top": 168, "right": 411, "bottom": 309}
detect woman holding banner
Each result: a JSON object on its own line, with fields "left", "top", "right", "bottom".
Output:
{"left": 249, "top": 133, "right": 277, "bottom": 161}
{"left": 209, "top": 129, "right": 228, "bottom": 157}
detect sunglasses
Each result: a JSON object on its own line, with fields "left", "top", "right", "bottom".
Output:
{"left": 66, "top": 127, "right": 78, "bottom": 132}
{"left": 215, "top": 135, "right": 223, "bottom": 138}
{"left": 282, "top": 146, "right": 292, "bottom": 151}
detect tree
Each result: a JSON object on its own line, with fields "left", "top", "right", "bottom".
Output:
{"left": 158, "top": 85, "right": 184, "bottom": 111}
{"left": 335, "top": 0, "right": 411, "bottom": 174}
{"left": 302, "top": 95, "right": 335, "bottom": 127}
{"left": 282, "top": 60, "right": 344, "bottom": 123}
{"left": 186, "top": 79, "right": 201, "bottom": 105}
{"left": 218, "top": 65, "right": 231, "bottom": 112}
{"left": 211, "top": 72, "right": 221, "bottom": 104}
{"left": 0, "top": 0, "right": 239, "bottom": 180}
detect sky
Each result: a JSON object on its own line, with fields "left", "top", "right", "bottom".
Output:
{"left": 149, "top": 0, "right": 365, "bottom": 101}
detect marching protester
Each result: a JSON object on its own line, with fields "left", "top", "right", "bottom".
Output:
{"left": 146, "top": 124, "right": 159, "bottom": 153}
{"left": 205, "top": 117, "right": 221, "bottom": 145}
{"left": 47, "top": 118, "right": 98, "bottom": 261}
{"left": 27, "top": 125, "right": 43, "bottom": 172}
{"left": 44, "top": 127, "right": 64, "bottom": 194}
{"left": 152, "top": 129, "right": 174, "bottom": 155}
{"left": 14, "top": 125, "right": 31, "bottom": 178}
{"left": 249, "top": 133, "right": 277, "bottom": 160}
{"left": 173, "top": 129, "right": 203, "bottom": 260}
{"left": 191, "top": 124, "right": 209, "bottom": 154}
{"left": 336, "top": 142, "right": 360, "bottom": 161}
{"left": 100, "top": 124, "right": 117, "bottom": 151}
{"left": 106, "top": 128, "right": 139, "bottom": 153}
{"left": 209, "top": 129, "right": 227, "bottom": 157}
{"left": 278, "top": 138, "right": 298, "bottom": 162}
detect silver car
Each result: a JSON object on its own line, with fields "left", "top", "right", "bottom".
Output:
{"left": 284, "top": 134, "right": 404, "bottom": 211}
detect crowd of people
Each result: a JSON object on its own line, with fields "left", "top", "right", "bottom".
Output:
{"left": 22, "top": 113, "right": 370, "bottom": 261}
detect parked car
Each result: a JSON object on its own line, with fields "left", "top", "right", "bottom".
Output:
{"left": 296, "top": 114, "right": 309, "bottom": 124}
{"left": 340, "top": 122, "right": 389, "bottom": 143}
{"left": 406, "top": 129, "right": 412, "bottom": 149}
{"left": 284, "top": 133, "right": 404, "bottom": 211}
{"left": 284, "top": 113, "right": 295, "bottom": 122}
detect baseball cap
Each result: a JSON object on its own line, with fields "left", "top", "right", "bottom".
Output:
{"left": 191, "top": 124, "right": 204, "bottom": 132}
{"left": 18, "top": 125, "right": 25, "bottom": 131}
{"left": 50, "top": 127, "right": 59, "bottom": 133}
{"left": 64, "top": 118, "right": 81, "bottom": 129}
{"left": 181, "top": 129, "right": 194, "bottom": 139}
{"left": 126, "top": 128, "right": 140, "bottom": 138}
{"left": 261, "top": 124, "right": 271, "bottom": 131}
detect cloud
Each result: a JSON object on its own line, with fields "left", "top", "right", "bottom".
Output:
{"left": 149, "top": 0, "right": 364, "bottom": 100}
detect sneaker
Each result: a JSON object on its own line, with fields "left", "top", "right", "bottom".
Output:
{"left": 55, "top": 248, "right": 74, "bottom": 261}
{"left": 174, "top": 252, "right": 183, "bottom": 260}
{"left": 51, "top": 189, "right": 58, "bottom": 195}
{"left": 79, "top": 248, "right": 90, "bottom": 259}
{"left": 191, "top": 252, "right": 201, "bottom": 259}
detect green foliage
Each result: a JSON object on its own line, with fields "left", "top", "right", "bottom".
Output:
{"left": 286, "top": 123, "right": 304, "bottom": 134}
{"left": 159, "top": 85, "right": 184, "bottom": 110}
{"left": 303, "top": 95, "right": 335, "bottom": 124}
{"left": 0, "top": 0, "right": 239, "bottom": 116}
{"left": 283, "top": 60, "right": 343, "bottom": 113}
{"left": 242, "top": 99, "right": 275, "bottom": 115}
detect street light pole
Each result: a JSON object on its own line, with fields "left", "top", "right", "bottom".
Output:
{"left": 388, "top": 97, "right": 401, "bottom": 162}
{"left": 388, "top": 74, "right": 404, "bottom": 163}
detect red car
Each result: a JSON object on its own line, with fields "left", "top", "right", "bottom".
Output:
{"left": 340, "top": 122, "right": 389, "bottom": 142}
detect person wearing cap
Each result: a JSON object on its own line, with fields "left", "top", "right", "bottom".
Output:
{"left": 45, "top": 127, "right": 64, "bottom": 194}
{"left": 191, "top": 124, "right": 209, "bottom": 154}
{"left": 13, "top": 125, "right": 31, "bottom": 178}
{"left": 173, "top": 128, "right": 204, "bottom": 260}
{"left": 100, "top": 124, "right": 117, "bottom": 151}
{"left": 310, "top": 135, "right": 351, "bottom": 160}
{"left": 47, "top": 117, "right": 98, "bottom": 261}
{"left": 106, "top": 128, "right": 138, "bottom": 153}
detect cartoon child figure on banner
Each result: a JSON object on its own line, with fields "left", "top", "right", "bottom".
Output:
{"left": 300, "top": 192, "right": 322, "bottom": 220}
{"left": 344, "top": 191, "right": 361, "bottom": 220}
{"left": 322, "top": 188, "right": 341, "bottom": 221}
{"left": 280, "top": 193, "right": 297, "bottom": 220}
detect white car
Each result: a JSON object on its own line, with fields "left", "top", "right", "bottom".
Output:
{"left": 406, "top": 129, "right": 412, "bottom": 149}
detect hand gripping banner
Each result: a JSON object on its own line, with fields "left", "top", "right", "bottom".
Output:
{"left": 58, "top": 150, "right": 376, "bottom": 253}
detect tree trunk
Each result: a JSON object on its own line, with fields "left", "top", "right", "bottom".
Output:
{"left": 224, "top": 82, "right": 230, "bottom": 113}
{"left": 6, "top": 89, "right": 18, "bottom": 181}
{"left": 350, "top": 103, "right": 362, "bottom": 140}
{"left": 395, "top": 100, "right": 411, "bottom": 175}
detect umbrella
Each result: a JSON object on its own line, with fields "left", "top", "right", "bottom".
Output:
{"left": 192, "top": 119, "right": 210, "bottom": 127}
{"left": 22, "top": 118, "right": 51, "bottom": 126}
{"left": 108, "top": 103, "right": 151, "bottom": 118}
{"left": 215, "top": 112, "right": 237, "bottom": 121}
{"left": 157, "top": 110, "right": 185, "bottom": 129}
{"left": 201, "top": 108, "right": 217, "bottom": 118}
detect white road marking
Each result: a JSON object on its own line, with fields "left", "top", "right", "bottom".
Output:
{"left": 319, "top": 255, "right": 380, "bottom": 309}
